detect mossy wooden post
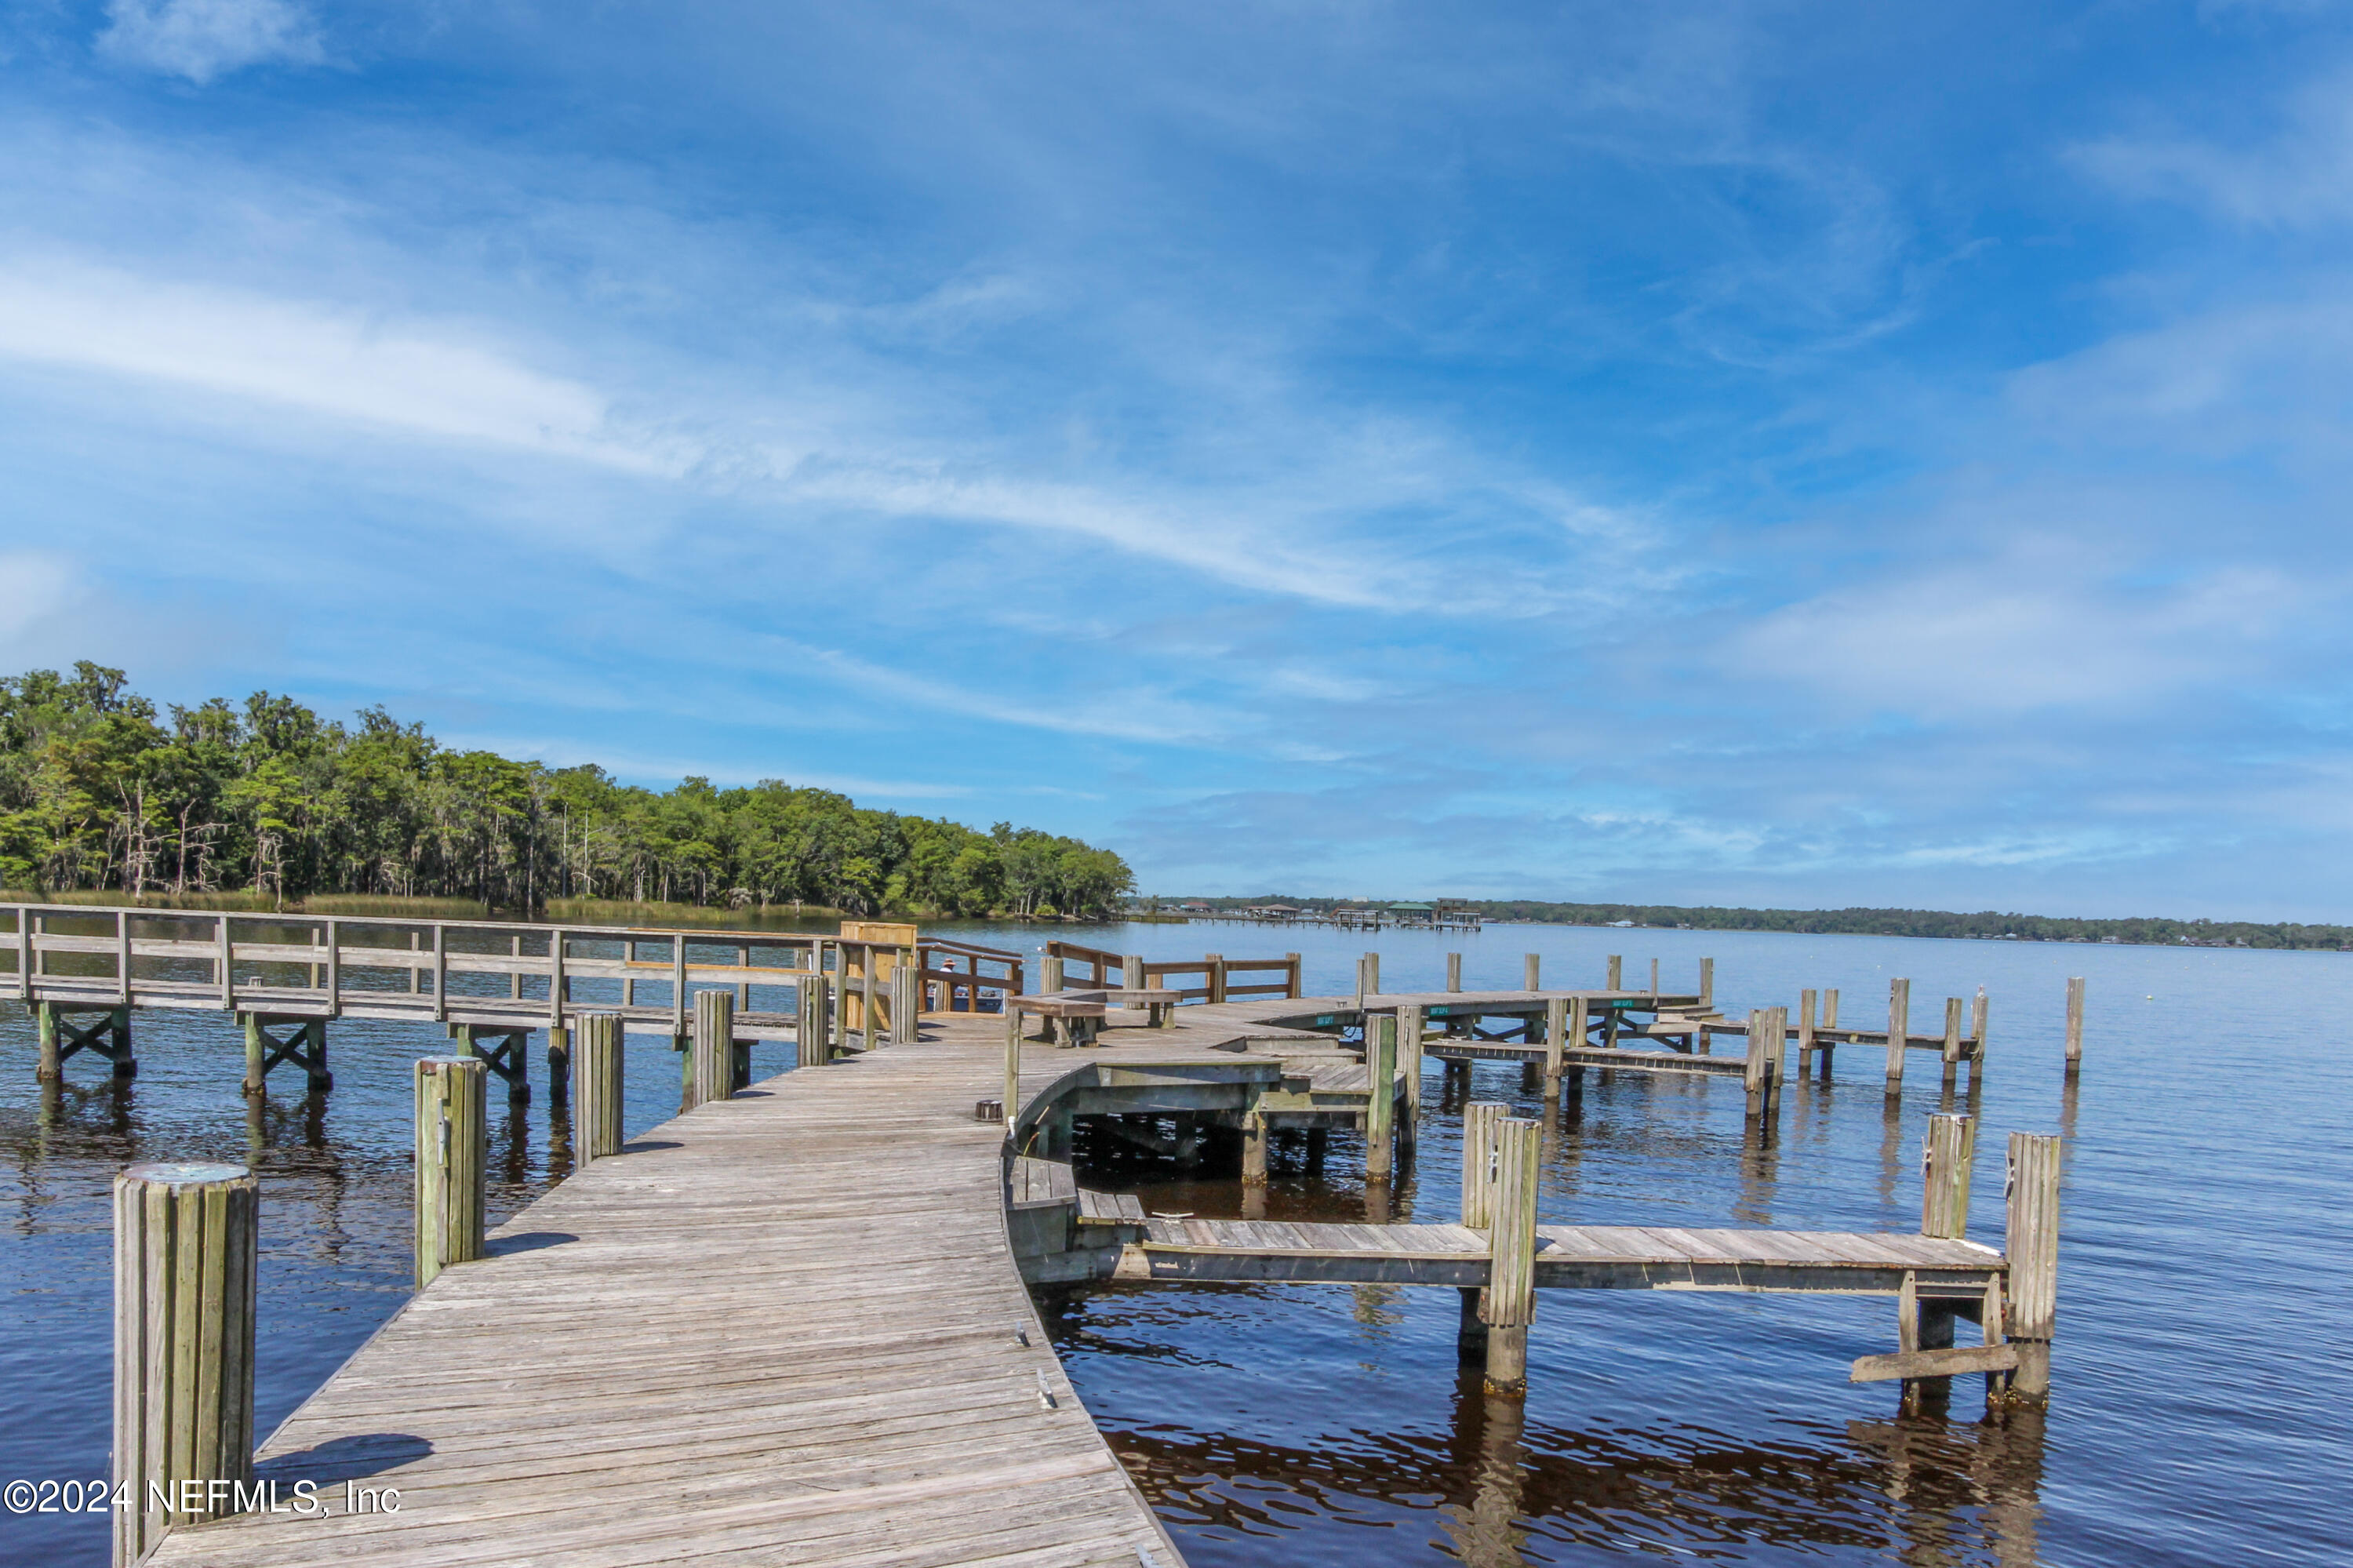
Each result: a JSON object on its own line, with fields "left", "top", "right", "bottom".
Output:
{"left": 1886, "top": 977, "right": 1911, "bottom": 1093}
{"left": 414, "top": 1057, "right": 486, "bottom": 1289}
{"left": 112, "top": 1160, "right": 258, "bottom": 1568}
{"left": 1797, "top": 988, "right": 1818, "bottom": 1075}
{"left": 2005, "top": 1132, "right": 2062, "bottom": 1402}
{"left": 689, "top": 988, "right": 734, "bottom": 1111}
{"left": 1446, "top": 952, "right": 1463, "bottom": 992}
{"left": 35, "top": 999, "right": 60, "bottom": 1081}
{"left": 1523, "top": 952, "right": 1540, "bottom": 991}
{"left": 1483, "top": 1116, "right": 1541, "bottom": 1396}
{"left": 1364, "top": 1013, "right": 1397, "bottom": 1184}
{"left": 2064, "top": 977, "right": 2085, "bottom": 1074}
{"left": 1397, "top": 1003, "right": 1425, "bottom": 1141}
{"left": 1541, "top": 997, "right": 1567, "bottom": 1099}
{"left": 1605, "top": 954, "right": 1621, "bottom": 991}
{"left": 1970, "top": 988, "right": 1989, "bottom": 1070}
{"left": 573, "top": 1013, "right": 624, "bottom": 1163}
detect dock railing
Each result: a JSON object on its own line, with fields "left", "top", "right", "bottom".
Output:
{"left": 917, "top": 937, "right": 1024, "bottom": 1013}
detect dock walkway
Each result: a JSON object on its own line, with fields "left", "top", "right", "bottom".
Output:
{"left": 150, "top": 1011, "right": 1221, "bottom": 1568}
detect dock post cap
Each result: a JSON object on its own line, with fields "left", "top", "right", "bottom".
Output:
{"left": 120, "top": 1160, "right": 249, "bottom": 1187}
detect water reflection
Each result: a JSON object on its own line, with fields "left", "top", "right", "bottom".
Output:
{"left": 1092, "top": 1366, "right": 2051, "bottom": 1566}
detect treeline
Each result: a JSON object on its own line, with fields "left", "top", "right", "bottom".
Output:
{"left": 1467, "top": 900, "right": 2351, "bottom": 949}
{"left": 1149, "top": 893, "right": 2352, "bottom": 951}
{"left": 0, "top": 664, "right": 1133, "bottom": 919}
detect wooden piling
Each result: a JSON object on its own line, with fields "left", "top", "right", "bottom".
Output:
{"left": 1649, "top": 957, "right": 1660, "bottom": 999}
{"left": 1040, "top": 953, "right": 1064, "bottom": 995}
{"left": 1002, "top": 1006, "right": 1021, "bottom": 1133}
{"left": 1446, "top": 952, "right": 1463, "bottom": 992}
{"left": 1542, "top": 997, "right": 1567, "bottom": 1098}
{"left": 1886, "top": 977, "right": 1910, "bottom": 1092}
{"left": 1922, "top": 1113, "right": 1973, "bottom": 1239}
{"left": 1698, "top": 957, "right": 1714, "bottom": 1008}
{"left": 1798, "top": 988, "right": 1817, "bottom": 1074}
{"left": 2064, "top": 977, "right": 2084, "bottom": 1073}
{"left": 2005, "top": 1132, "right": 2063, "bottom": 1400}
{"left": 1284, "top": 951, "right": 1302, "bottom": 999}
{"left": 1460, "top": 1102, "right": 1505, "bottom": 1228}
{"left": 1123, "top": 954, "right": 1145, "bottom": 991}
{"left": 242, "top": 1013, "right": 264, "bottom": 1096}
{"left": 689, "top": 989, "right": 734, "bottom": 1111}
{"left": 1523, "top": 952, "right": 1540, "bottom": 991}
{"left": 798, "top": 972, "right": 831, "bottom": 1067}
{"left": 1606, "top": 954, "right": 1621, "bottom": 990}
{"left": 112, "top": 1161, "right": 258, "bottom": 1568}
{"left": 35, "top": 999, "right": 59, "bottom": 1081}
{"left": 1205, "top": 953, "right": 1227, "bottom": 1004}
{"left": 414, "top": 1057, "right": 486, "bottom": 1289}
{"left": 1364, "top": 951, "right": 1380, "bottom": 997}
{"left": 1482, "top": 1117, "right": 1541, "bottom": 1396}
{"left": 1241, "top": 1092, "right": 1268, "bottom": 1188}
{"left": 1744, "top": 1008, "right": 1779, "bottom": 1117}
{"left": 1821, "top": 988, "right": 1840, "bottom": 1077}
{"left": 573, "top": 1013, "right": 624, "bottom": 1163}
{"left": 1365, "top": 1013, "right": 1397, "bottom": 1184}
{"left": 1398, "top": 1003, "right": 1426, "bottom": 1130}
{"left": 547, "top": 1024, "right": 571, "bottom": 1105}
{"left": 1971, "top": 987, "right": 1989, "bottom": 1067}
{"left": 1941, "top": 997, "right": 1964, "bottom": 1082}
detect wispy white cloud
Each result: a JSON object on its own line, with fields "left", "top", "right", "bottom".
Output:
{"left": 97, "top": 0, "right": 322, "bottom": 84}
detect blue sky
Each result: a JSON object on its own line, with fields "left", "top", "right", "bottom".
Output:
{"left": 2, "top": 2, "right": 2350, "bottom": 918}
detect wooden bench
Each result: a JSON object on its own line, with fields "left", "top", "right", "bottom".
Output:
{"left": 1062, "top": 988, "right": 1182, "bottom": 1027}
{"left": 1009, "top": 995, "right": 1107, "bottom": 1047}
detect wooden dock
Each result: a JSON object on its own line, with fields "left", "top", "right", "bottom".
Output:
{"left": 146, "top": 1009, "right": 1211, "bottom": 1568}
{"left": 82, "top": 928, "right": 2056, "bottom": 1568}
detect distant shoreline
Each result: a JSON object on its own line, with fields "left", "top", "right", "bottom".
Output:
{"left": 1133, "top": 897, "right": 2351, "bottom": 951}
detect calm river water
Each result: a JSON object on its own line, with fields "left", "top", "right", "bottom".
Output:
{"left": 2, "top": 921, "right": 2347, "bottom": 1566}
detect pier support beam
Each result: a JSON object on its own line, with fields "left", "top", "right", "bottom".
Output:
{"left": 453, "top": 1025, "right": 532, "bottom": 1102}
{"left": 1240, "top": 1095, "right": 1268, "bottom": 1188}
{"left": 1397, "top": 1004, "right": 1424, "bottom": 1158}
{"left": 415, "top": 1057, "right": 486, "bottom": 1289}
{"left": 1797, "top": 989, "right": 1817, "bottom": 1075}
{"left": 38, "top": 1002, "right": 136, "bottom": 1082}
{"left": 546, "top": 1024, "right": 570, "bottom": 1105}
{"left": 241, "top": 1013, "right": 329, "bottom": 1096}
{"left": 1456, "top": 1286, "right": 1488, "bottom": 1363}
{"left": 574, "top": 1013, "right": 624, "bottom": 1163}
{"left": 1903, "top": 1112, "right": 1976, "bottom": 1411}
{"left": 112, "top": 1161, "right": 257, "bottom": 1568}
{"left": 1541, "top": 998, "right": 1566, "bottom": 1099}
{"left": 1482, "top": 1117, "right": 1541, "bottom": 1396}
{"left": 1820, "top": 989, "right": 1839, "bottom": 1079}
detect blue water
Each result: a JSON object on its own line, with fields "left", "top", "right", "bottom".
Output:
{"left": 2, "top": 919, "right": 2346, "bottom": 1566}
